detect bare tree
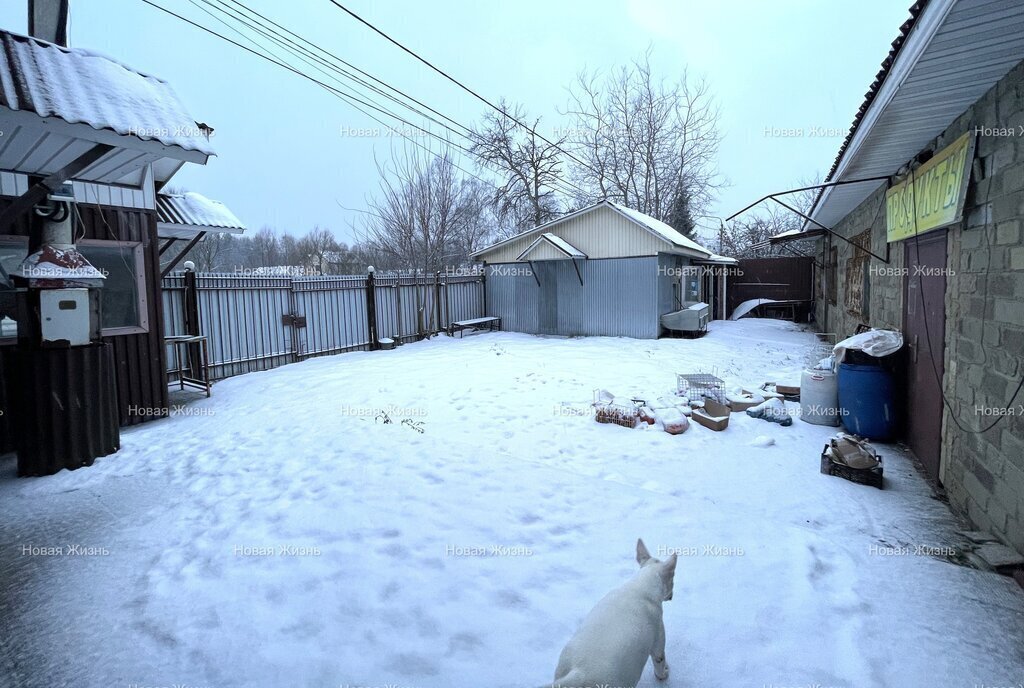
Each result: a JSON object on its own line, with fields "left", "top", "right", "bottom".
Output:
{"left": 360, "top": 145, "right": 473, "bottom": 274}
{"left": 298, "top": 226, "right": 340, "bottom": 275}
{"left": 248, "top": 226, "right": 280, "bottom": 268}
{"left": 187, "top": 232, "right": 233, "bottom": 271}
{"left": 470, "top": 100, "right": 566, "bottom": 232}
{"left": 564, "top": 50, "right": 723, "bottom": 228}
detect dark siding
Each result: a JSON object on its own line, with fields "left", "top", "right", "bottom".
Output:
{"left": 727, "top": 257, "right": 815, "bottom": 315}
{"left": 0, "top": 196, "right": 168, "bottom": 432}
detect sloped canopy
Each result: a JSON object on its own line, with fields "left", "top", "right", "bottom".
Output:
{"left": 516, "top": 232, "right": 587, "bottom": 261}
{"left": 157, "top": 192, "right": 246, "bottom": 239}
{"left": 0, "top": 29, "right": 214, "bottom": 187}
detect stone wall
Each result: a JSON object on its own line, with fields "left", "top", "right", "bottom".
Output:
{"left": 817, "top": 58, "right": 1024, "bottom": 554}
{"left": 940, "top": 59, "right": 1024, "bottom": 554}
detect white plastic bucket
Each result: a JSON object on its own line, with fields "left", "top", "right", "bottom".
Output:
{"left": 800, "top": 368, "right": 840, "bottom": 426}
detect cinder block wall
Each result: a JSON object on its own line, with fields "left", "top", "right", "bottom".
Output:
{"left": 814, "top": 185, "right": 904, "bottom": 339}
{"left": 940, "top": 60, "right": 1024, "bottom": 554}
{"left": 816, "top": 59, "right": 1024, "bottom": 554}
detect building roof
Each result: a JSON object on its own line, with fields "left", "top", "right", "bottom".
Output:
{"left": 471, "top": 200, "right": 715, "bottom": 260}
{"left": 156, "top": 192, "right": 245, "bottom": 239}
{"left": 0, "top": 29, "right": 213, "bottom": 185}
{"left": 806, "top": 0, "right": 1024, "bottom": 231}
{"left": 606, "top": 202, "right": 712, "bottom": 257}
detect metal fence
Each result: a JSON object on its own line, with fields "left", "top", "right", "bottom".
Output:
{"left": 162, "top": 271, "right": 485, "bottom": 381}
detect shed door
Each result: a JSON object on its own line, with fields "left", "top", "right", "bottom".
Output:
{"left": 903, "top": 230, "right": 947, "bottom": 483}
{"left": 536, "top": 262, "right": 558, "bottom": 335}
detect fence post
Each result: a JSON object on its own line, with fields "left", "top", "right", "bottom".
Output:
{"left": 481, "top": 264, "right": 487, "bottom": 316}
{"left": 183, "top": 268, "right": 202, "bottom": 378}
{"left": 365, "top": 267, "right": 379, "bottom": 351}
{"left": 434, "top": 271, "right": 441, "bottom": 334}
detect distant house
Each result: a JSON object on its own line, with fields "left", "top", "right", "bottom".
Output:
{"left": 470, "top": 200, "right": 734, "bottom": 338}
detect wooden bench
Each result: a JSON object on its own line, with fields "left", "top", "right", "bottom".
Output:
{"left": 447, "top": 316, "right": 502, "bottom": 338}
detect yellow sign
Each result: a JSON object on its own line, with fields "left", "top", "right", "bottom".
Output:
{"left": 885, "top": 132, "right": 975, "bottom": 242}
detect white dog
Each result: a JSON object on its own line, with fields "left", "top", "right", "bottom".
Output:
{"left": 546, "top": 539, "right": 677, "bottom": 688}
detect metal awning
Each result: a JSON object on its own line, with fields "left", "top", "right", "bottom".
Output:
{"left": 156, "top": 192, "right": 246, "bottom": 239}
{"left": 0, "top": 29, "right": 214, "bottom": 187}
{"left": 515, "top": 233, "right": 587, "bottom": 261}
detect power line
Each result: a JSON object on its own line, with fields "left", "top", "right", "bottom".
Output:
{"left": 209, "top": 0, "right": 591, "bottom": 199}
{"left": 218, "top": 0, "right": 473, "bottom": 138}
{"left": 325, "top": 0, "right": 603, "bottom": 178}
{"left": 154, "top": 0, "right": 590, "bottom": 199}
{"left": 199, "top": 0, "right": 472, "bottom": 142}
{"left": 141, "top": 0, "right": 499, "bottom": 191}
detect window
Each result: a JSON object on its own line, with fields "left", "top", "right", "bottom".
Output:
{"left": 78, "top": 240, "right": 149, "bottom": 334}
{"left": 0, "top": 236, "right": 148, "bottom": 337}
{"left": 682, "top": 272, "right": 701, "bottom": 303}
{"left": 844, "top": 229, "right": 871, "bottom": 320}
{"left": 0, "top": 236, "right": 25, "bottom": 340}
{"left": 827, "top": 246, "right": 838, "bottom": 305}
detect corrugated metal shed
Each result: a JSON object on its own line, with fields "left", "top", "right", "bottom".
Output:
{"left": 486, "top": 257, "right": 660, "bottom": 339}
{"left": 809, "top": 0, "right": 1024, "bottom": 229}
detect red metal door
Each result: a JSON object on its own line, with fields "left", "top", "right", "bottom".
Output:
{"left": 903, "top": 229, "right": 947, "bottom": 483}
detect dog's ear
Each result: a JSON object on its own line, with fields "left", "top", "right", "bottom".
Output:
{"left": 661, "top": 553, "right": 678, "bottom": 577}
{"left": 636, "top": 538, "right": 651, "bottom": 566}
{"left": 660, "top": 554, "right": 677, "bottom": 600}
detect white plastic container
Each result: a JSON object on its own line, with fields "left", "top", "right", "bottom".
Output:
{"left": 800, "top": 368, "right": 840, "bottom": 426}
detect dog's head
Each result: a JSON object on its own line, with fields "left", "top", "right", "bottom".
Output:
{"left": 636, "top": 538, "right": 677, "bottom": 601}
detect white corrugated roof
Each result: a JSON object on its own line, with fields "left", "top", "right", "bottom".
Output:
{"left": 157, "top": 192, "right": 245, "bottom": 238}
{"left": 0, "top": 30, "right": 214, "bottom": 155}
{"left": 607, "top": 202, "right": 712, "bottom": 257}
{"left": 472, "top": 199, "right": 714, "bottom": 259}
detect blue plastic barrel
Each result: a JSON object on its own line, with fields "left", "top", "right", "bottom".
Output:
{"left": 837, "top": 363, "right": 896, "bottom": 440}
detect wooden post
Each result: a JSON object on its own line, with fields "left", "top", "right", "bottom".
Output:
{"left": 365, "top": 268, "right": 379, "bottom": 351}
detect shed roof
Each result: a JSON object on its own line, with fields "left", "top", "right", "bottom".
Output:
{"left": 156, "top": 192, "right": 245, "bottom": 239}
{"left": 472, "top": 200, "right": 714, "bottom": 260}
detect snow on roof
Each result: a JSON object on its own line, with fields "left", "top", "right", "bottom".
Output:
{"left": 607, "top": 202, "right": 712, "bottom": 257}
{"left": 540, "top": 233, "right": 586, "bottom": 258}
{"left": 471, "top": 199, "right": 714, "bottom": 259}
{"left": 0, "top": 30, "right": 215, "bottom": 155}
{"left": 157, "top": 192, "right": 245, "bottom": 232}
{"left": 703, "top": 254, "right": 739, "bottom": 264}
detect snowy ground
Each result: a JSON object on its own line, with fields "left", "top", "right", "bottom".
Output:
{"left": 1, "top": 319, "right": 1023, "bottom": 688}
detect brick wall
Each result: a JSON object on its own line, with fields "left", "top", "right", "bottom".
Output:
{"left": 818, "top": 58, "right": 1024, "bottom": 555}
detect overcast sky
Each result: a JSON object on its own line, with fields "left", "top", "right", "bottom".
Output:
{"left": 1, "top": 0, "right": 912, "bottom": 246}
